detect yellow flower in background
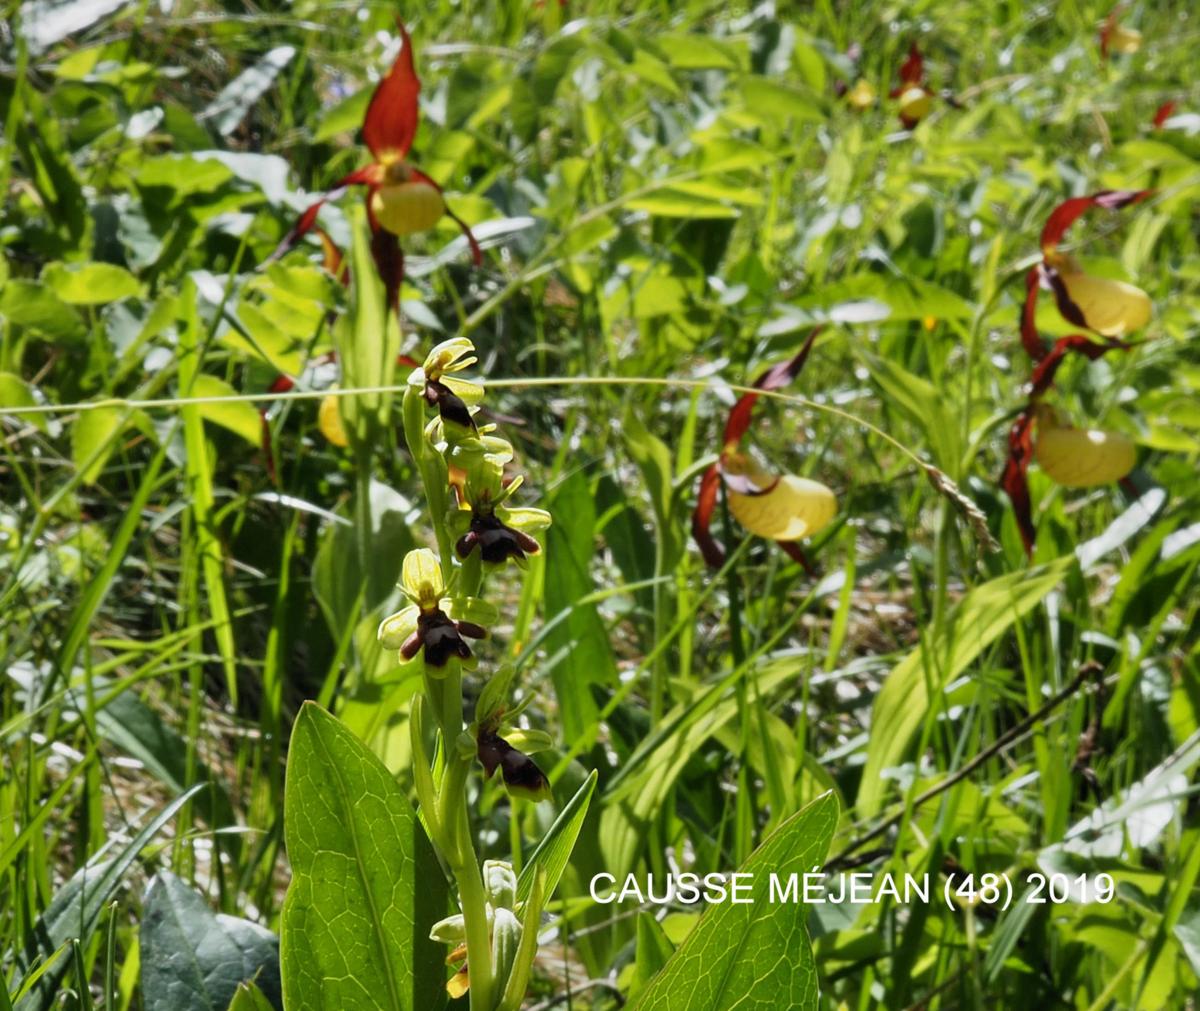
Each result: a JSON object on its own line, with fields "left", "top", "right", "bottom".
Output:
{"left": 722, "top": 453, "right": 838, "bottom": 541}
{"left": 317, "top": 392, "right": 348, "bottom": 447}
{"left": 846, "top": 79, "right": 876, "bottom": 109}
{"left": 1034, "top": 406, "right": 1135, "bottom": 488}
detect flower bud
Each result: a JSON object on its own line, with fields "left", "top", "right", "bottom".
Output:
{"left": 490, "top": 907, "right": 522, "bottom": 996}
{"left": 482, "top": 860, "right": 517, "bottom": 910}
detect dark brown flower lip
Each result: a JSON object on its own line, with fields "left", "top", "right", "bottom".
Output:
{"left": 402, "top": 608, "right": 486, "bottom": 666}
{"left": 455, "top": 512, "right": 540, "bottom": 564}
{"left": 476, "top": 728, "right": 552, "bottom": 802}
{"left": 425, "top": 378, "right": 477, "bottom": 431}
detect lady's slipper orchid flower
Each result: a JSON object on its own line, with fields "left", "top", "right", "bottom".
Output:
{"left": 692, "top": 328, "right": 837, "bottom": 568}
{"left": 1033, "top": 405, "right": 1135, "bottom": 488}
{"left": 450, "top": 463, "right": 551, "bottom": 569}
{"left": 377, "top": 548, "right": 497, "bottom": 674}
{"left": 1100, "top": 7, "right": 1142, "bottom": 57}
{"left": 890, "top": 43, "right": 933, "bottom": 127}
{"left": 721, "top": 453, "right": 838, "bottom": 542}
{"left": 1001, "top": 194, "right": 1149, "bottom": 554}
{"left": 1021, "top": 189, "right": 1152, "bottom": 360}
{"left": 273, "top": 21, "right": 481, "bottom": 311}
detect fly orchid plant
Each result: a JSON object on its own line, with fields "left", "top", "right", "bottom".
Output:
{"left": 692, "top": 328, "right": 838, "bottom": 570}
{"left": 374, "top": 334, "right": 556, "bottom": 1010}
{"left": 1001, "top": 189, "right": 1153, "bottom": 554}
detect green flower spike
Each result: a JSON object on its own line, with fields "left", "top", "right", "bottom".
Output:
{"left": 450, "top": 462, "right": 552, "bottom": 569}
{"left": 408, "top": 336, "right": 484, "bottom": 432}
{"left": 377, "top": 548, "right": 498, "bottom": 674}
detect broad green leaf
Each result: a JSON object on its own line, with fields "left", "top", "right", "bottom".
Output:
{"left": 516, "top": 770, "right": 598, "bottom": 906}
{"left": 0, "top": 280, "right": 86, "bottom": 340}
{"left": 72, "top": 404, "right": 126, "bottom": 484}
{"left": 630, "top": 792, "right": 838, "bottom": 1011}
{"left": 141, "top": 871, "right": 282, "bottom": 1011}
{"left": 190, "top": 374, "right": 263, "bottom": 447}
{"left": 313, "top": 87, "right": 371, "bottom": 143}
{"left": 41, "top": 261, "right": 142, "bottom": 305}
{"left": 0, "top": 372, "right": 47, "bottom": 432}
{"left": 626, "top": 191, "right": 740, "bottom": 219}
{"left": 14, "top": 786, "right": 204, "bottom": 1010}
{"left": 858, "top": 557, "right": 1075, "bottom": 817}
{"left": 630, "top": 912, "right": 675, "bottom": 1001}
{"left": 280, "top": 703, "right": 447, "bottom": 1011}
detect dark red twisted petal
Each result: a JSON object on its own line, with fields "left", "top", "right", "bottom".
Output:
{"left": 270, "top": 165, "right": 380, "bottom": 261}
{"left": 723, "top": 326, "right": 822, "bottom": 447}
{"left": 1022, "top": 266, "right": 1048, "bottom": 362}
{"left": 898, "top": 42, "right": 924, "bottom": 86}
{"left": 363, "top": 20, "right": 421, "bottom": 162}
{"left": 692, "top": 463, "right": 725, "bottom": 568}
{"left": 366, "top": 192, "right": 405, "bottom": 314}
{"left": 1001, "top": 410, "right": 1037, "bottom": 555}
{"left": 1040, "top": 189, "right": 1151, "bottom": 255}
{"left": 777, "top": 539, "right": 817, "bottom": 575}
{"left": 1153, "top": 101, "right": 1176, "bottom": 129}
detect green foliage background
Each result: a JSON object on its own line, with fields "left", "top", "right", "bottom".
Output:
{"left": 2, "top": 0, "right": 1199, "bottom": 1008}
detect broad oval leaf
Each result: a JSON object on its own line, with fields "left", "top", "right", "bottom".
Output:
{"left": 630, "top": 792, "right": 838, "bottom": 1011}
{"left": 190, "top": 374, "right": 263, "bottom": 447}
{"left": 280, "top": 703, "right": 447, "bottom": 1011}
{"left": 141, "top": 871, "right": 281, "bottom": 1011}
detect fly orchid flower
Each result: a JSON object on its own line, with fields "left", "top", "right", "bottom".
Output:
{"left": 692, "top": 328, "right": 837, "bottom": 568}
{"left": 1022, "top": 189, "right": 1152, "bottom": 360}
{"left": 408, "top": 337, "right": 484, "bottom": 434}
{"left": 1100, "top": 7, "right": 1142, "bottom": 58}
{"left": 273, "top": 20, "right": 482, "bottom": 312}
{"left": 467, "top": 667, "right": 553, "bottom": 804}
{"left": 1032, "top": 405, "right": 1135, "bottom": 488}
{"left": 377, "top": 548, "right": 497, "bottom": 675}
{"left": 890, "top": 42, "right": 933, "bottom": 127}
{"left": 450, "top": 461, "right": 551, "bottom": 569}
